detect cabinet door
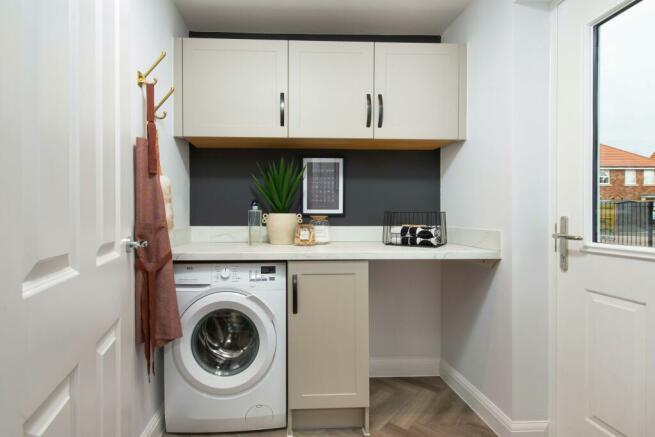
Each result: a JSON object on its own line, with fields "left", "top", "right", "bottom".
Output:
{"left": 182, "top": 38, "right": 288, "bottom": 137}
{"left": 374, "top": 43, "right": 465, "bottom": 140}
{"left": 288, "top": 261, "right": 369, "bottom": 410}
{"left": 289, "top": 41, "right": 374, "bottom": 139}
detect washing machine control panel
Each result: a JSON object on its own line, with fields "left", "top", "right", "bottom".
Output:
{"left": 174, "top": 263, "right": 286, "bottom": 289}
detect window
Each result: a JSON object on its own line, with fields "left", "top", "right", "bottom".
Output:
{"left": 594, "top": 0, "right": 655, "bottom": 248}
{"left": 625, "top": 170, "right": 637, "bottom": 185}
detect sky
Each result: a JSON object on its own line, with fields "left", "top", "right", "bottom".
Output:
{"left": 598, "top": 0, "right": 655, "bottom": 158}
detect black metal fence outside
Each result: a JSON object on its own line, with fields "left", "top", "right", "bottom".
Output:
{"left": 599, "top": 201, "right": 655, "bottom": 247}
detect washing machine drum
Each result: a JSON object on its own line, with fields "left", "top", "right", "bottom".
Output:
{"left": 174, "top": 290, "right": 277, "bottom": 395}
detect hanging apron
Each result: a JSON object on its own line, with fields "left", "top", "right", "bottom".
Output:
{"left": 134, "top": 83, "right": 182, "bottom": 377}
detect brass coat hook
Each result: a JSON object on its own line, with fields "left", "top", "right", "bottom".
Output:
{"left": 137, "top": 51, "right": 166, "bottom": 87}
{"left": 154, "top": 86, "right": 175, "bottom": 119}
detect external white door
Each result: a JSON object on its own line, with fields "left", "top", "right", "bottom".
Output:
{"left": 555, "top": 0, "right": 655, "bottom": 436}
{"left": 288, "top": 41, "right": 374, "bottom": 139}
{"left": 0, "top": 0, "right": 133, "bottom": 436}
{"left": 374, "top": 43, "right": 464, "bottom": 140}
{"left": 182, "top": 38, "right": 289, "bottom": 138}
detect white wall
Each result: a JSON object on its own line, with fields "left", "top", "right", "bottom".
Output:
{"left": 441, "top": 0, "right": 551, "bottom": 424}
{"left": 370, "top": 261, "right": 441, "bottom": 377}
{"left": 129, "top": 1, "right": 189, "bottom": 435}
{"left": 510, "top": 1, "right": 551, "bottom": 422}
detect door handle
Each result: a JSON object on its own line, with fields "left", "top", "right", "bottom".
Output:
{"left": 292, "top": 274, "right": 298, "bottom": 314}
{"left": 366, "top": 93, "right": 372, "bottom": 128}
{"left": 377, "top": 94, "right": 384, "bottom": 128}
{"left": 280, "top": 92, "right": 285, "bottom": 127}
{"left": 552, "top": 233, "right": 583, "bottom": 241}
{"left": 122, "top": 238, "right": 149, "bottom": 253}
{"left": 553, "top": 217, "right": 582, "bottom": 272}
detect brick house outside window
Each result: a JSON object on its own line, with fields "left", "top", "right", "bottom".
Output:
{"left": 599, "top": 144, "right": 655, "bottom": 201}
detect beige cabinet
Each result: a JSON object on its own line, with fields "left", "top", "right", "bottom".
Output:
{"left": 287, "top": 261, "right": 369, "bottom": 411}
{"left": 374, "top": 43, "right": 466, "bottom": 140}
{"left": 288, "top": 41, "right": 374, "bottom": 139}
{"left": 179, "top": 38, "right": 288, "bottom": 138}
{"left": 175, "top": 38, "right": 467, "bottom": 148}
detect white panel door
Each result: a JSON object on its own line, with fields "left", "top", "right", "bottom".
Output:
{"left": 182, "top": 38, "right": 288, "bottom": 138}
{"left": 289, "top": 41, "right": 374, "bottom": 139}
{"left": 556, "top": 1, "right": 655, "bottom": 436}
{"left": 374, "top": 43, "right": 463, "bottom": 140}
{"left": 0, "top": 0, "right": 132, "bottom": 436}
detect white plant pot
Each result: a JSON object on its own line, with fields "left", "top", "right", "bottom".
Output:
{"left": 263, "top": 213, "right": 302, "bottom": 245}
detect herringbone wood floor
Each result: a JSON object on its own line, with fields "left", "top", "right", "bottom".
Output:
{"left": 164, "top": 377, "right": 496, "bottom": 437}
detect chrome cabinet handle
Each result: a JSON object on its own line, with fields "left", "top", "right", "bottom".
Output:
{"left": 377, "top": 94, "right": 384, "bottom": 128}
{"left": 280, "top": 92, "right": 285, "bottom": 127}
{"left": 292, "top": 274, "right": 298, "bottom": 314}
{"left": 366, "top": 93, "right": 372, "bottom": 128}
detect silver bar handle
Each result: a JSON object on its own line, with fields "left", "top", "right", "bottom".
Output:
{"left": 552, "top": 233, "right": 583, "bottom": 241}
{"left": 366, "top": 93, "right": 372, "bottom": 128}
{"left": 280, "top": 92, "right": 285, "bottom": 127}
{"left": 377, "top": 94, "right": 384, "bottom": 128}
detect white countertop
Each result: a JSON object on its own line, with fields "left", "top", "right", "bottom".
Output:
{"left": 172, "top": 241, "right": 500, "bottom": 262}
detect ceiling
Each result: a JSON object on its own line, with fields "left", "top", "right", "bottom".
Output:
{"left": 173, "top": 0, "right": 472, "bottom": 35}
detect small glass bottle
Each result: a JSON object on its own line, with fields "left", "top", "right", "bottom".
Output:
{"left": 248, "top": 200, "right": 262, "bottom": 245}
{"left": 310, "top": 215, "right": 330, "bottom": 244}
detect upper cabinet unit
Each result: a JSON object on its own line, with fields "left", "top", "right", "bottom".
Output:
{"left": 179, "top": 38, "right": 288, "bottom": 138}
{"left": 175, "top": 38, "right": 466, "bottom": 149}
{"left": 289, "top": 41, "right": 374, "bottom": 139}
{"left": 374, "top": 43, "right": 466, "bottom": 140}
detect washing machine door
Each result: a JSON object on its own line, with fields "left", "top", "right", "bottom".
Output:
{"left": 173, "top": 290, "right": 277, "bottom": 395}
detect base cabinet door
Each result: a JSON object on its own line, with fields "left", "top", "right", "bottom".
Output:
{"left": 289, "top": 41, "right": 374, "bottom": 139}
{"left": 288, "top": 261, "right": 369, "bottom": 410}
{"left": 374, "top": 43, "right": 466, "bottom": 140}
{"left": 181, "top": 38, "right": 288, "bottom": 137}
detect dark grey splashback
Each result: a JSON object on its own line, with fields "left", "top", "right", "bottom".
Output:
{"left": 190, "top": 148, "right": 440, "bottom": 226}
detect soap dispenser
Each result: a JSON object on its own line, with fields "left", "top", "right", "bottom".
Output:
{"left": 248, "top": 200, "right": 263, "bottom": 245}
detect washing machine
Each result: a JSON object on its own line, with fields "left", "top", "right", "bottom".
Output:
{"left": 164, "top": 262, "right": 286, "bottom": 433}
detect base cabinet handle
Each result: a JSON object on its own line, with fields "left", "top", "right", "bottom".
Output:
{"left": 292, "top": 274, "right": 298, "bottom": 314}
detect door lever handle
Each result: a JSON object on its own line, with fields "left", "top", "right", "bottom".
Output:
{"left": 552, "top": 233, "right": 583, "bottom": 241}
{"left": 123, "top": 238, "right": 149, "bottom": 252}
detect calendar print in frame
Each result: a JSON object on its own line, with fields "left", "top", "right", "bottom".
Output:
{"left": 302, "top": 157, "right": 344, "bottom": 215}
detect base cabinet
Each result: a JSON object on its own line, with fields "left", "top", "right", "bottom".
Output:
{"left": 287, "top": 261, "right": 369, "bottom": 433}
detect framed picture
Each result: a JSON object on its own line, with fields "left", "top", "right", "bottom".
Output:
{"left": 302, "top": 157, "right": 344, "bottom": 215}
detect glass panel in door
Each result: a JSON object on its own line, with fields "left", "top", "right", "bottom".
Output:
{"left": 191, "top": 309, "right": 260, "bottom": 376}
{"left": 594, "top": 0, "right": 655, "bottom": 247}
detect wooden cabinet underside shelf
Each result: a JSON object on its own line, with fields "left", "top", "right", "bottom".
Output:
{"left": 185, "top": 137, "right": 460, "bottom": 150}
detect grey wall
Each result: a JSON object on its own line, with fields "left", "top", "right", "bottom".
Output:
{"left": 190, "top": 148, "right": 440, "bottom": 225}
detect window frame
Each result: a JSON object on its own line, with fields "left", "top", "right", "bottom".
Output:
{"left": 624, "top": 169, "right": 637, "bottom": 186}
{"left": 599, "top": 169, "right": 611, "bottom": 185}
{"left": 643, "top": 169, "right": 655, "bottom": 186}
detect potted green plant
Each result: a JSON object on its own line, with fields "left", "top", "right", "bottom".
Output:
{"left": 251, "top": 158, "right": 305, "bottom": 245}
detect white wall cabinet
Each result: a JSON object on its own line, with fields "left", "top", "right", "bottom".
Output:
{"left": 180, "top": 38, "right": 288, "bottom": 138}
{"left": 289, "top": 41, "right": 374, "bottom": 139}
{"left": 374, "top": 43, "right": 466, "bottom": 140}
{"left": 175, "top": 38, "right": 466, "bottom": 147}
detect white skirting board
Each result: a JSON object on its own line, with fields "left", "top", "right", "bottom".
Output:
{"left": 140, "top": 407, "right": 164, "bottom": 437}
{"left": 370, "top": 357, "right": 440, "bottom": 378}
{"left": 440, "top": 361, "right": 549, "bottom": 437}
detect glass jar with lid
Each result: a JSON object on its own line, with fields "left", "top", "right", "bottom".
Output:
{"left": 309, "top": 216, "right": 330, "bottom": 244}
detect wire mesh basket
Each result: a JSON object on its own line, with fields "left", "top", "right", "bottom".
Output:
{"left": 382, "top": 211, "right": 447, "bottom": 248}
